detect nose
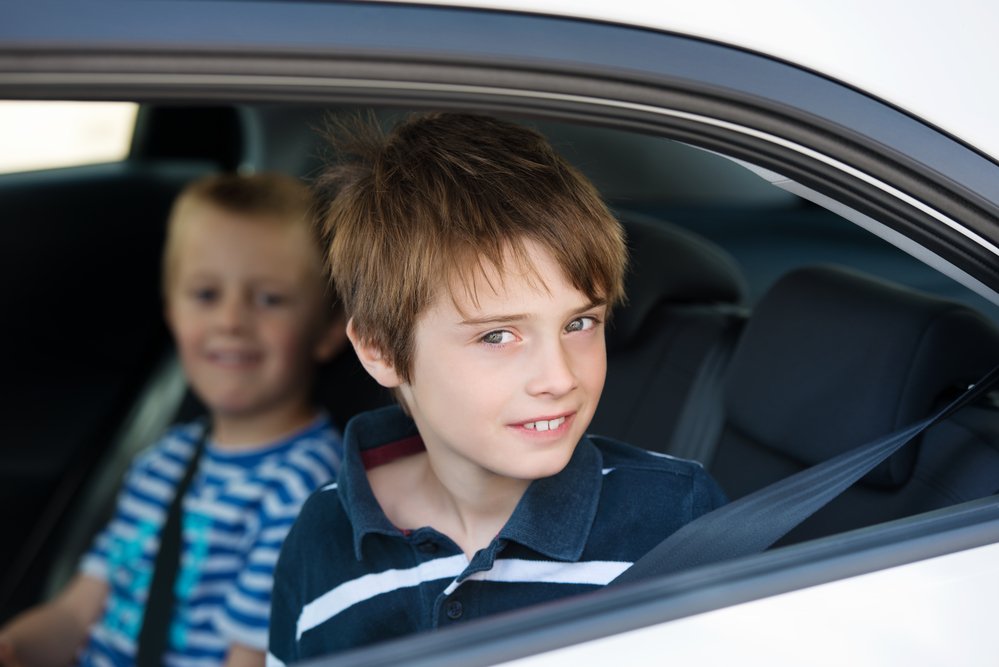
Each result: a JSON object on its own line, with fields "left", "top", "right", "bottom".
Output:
{"left": 215, "top": 293, "right": 250, "bottom": 332}
{"left": 525, "top": 336, "right": 578, "bottom": 398}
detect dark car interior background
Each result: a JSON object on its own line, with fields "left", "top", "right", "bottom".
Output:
{"left": 2, "top": 102, "right": 998, "bottom": 623}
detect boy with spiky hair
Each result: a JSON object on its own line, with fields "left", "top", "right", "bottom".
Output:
{"left": 268, "top": 113, "right": 726, "bottom": 663}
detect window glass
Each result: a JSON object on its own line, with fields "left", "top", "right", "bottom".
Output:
{"left": 0, "top": 101, "right": 138, "bottom": 174}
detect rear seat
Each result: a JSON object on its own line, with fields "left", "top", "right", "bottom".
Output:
{"left": 590, "top": 210, "right": 747, "bottom": 453}
{"left": 709, "top": 265, "right": 999, "bottom": 544}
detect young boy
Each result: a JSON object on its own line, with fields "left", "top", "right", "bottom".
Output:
{"left": 267, "top": 113, "right": 727, "bottom": 663}
{"left": 0, "top": 173, "right": 346, "bottom": 666}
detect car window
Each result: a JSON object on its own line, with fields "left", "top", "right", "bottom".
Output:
{"left": 0, "top": 100, "right": 137, "bottom": 174}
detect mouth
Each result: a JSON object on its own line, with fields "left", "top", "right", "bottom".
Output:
{"left": 205, "top": 349, "right": 262, "bottom": 366}
{"left": 513, "top": 412, "right": 574, "bottom": 434}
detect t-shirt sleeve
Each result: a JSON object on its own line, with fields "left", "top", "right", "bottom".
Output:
{"left": 77, "top": 440, "right": 168, "bottom": 582}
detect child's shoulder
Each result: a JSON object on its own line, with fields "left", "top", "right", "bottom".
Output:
{"left": 587, "top": 434, "right": 709, "bottom": 479}
{"left": 281, "top": 478, "right": 353, "bottom": 557}
{"left": 271, "top": 414, "right": 343, "bottom": 483}
{"left": 584, "top": 434, "right": 726, "bottom": 513}
{"left": 298, "top": 479, "right": 345, "bottom": 523}
{"left": 132, "top": 419, "right": 205, "bottom": 467}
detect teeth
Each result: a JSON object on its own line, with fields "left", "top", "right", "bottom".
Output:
{"left": 524, "top": 417, "right": 565, "bottom": 431}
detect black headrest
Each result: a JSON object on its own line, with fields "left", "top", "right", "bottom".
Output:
{"left": 131, "top": 105, "right": 244, "bottom": 171}
{"left": 608, "top": 211, "right": 746, "bottom": 350}
{"left": 725, "top": 265, "right": 999, "bottom": 488}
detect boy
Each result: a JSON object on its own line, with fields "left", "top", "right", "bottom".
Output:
{"left": 0, "top": 173, "right": 346, "bottom": 666}
{"left": 268, "top": 113, "right": 727, "bottom": 663}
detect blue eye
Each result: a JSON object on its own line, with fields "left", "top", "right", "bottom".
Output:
{"left": 481, "top": 330, "right": 515, "bottom": 345}
{"left": 566, "top": 316, "right": 598, "bottom": 333}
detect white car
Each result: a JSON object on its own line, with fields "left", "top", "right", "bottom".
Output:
{"left": 1, "top": 1, "right": 997, "bottom": 664}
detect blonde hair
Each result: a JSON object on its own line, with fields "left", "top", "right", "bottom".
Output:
{"left": 162, "top": 171, "right": 324, "bottom": 297}
{"left": 316, "top": 112, "right": 626, "bottom": 382}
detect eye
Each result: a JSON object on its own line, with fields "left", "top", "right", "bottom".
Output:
{"left": 565, "top": 316, "right": 599, "bottom": 333}
{"left": 189, "top": 286, "right": 218, "bottom": 304}
{"left": 257, "top": 291, "right": 289, "bottom": 307}
{"left": 480, "top": 329, "right": 516, "bottom": 345}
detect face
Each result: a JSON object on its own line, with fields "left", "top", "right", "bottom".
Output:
{"left": 165, "top": 203, "right": 339, "bottom": 424}
{"left": 359, "top": 240, "right": 608, "bottom": 483}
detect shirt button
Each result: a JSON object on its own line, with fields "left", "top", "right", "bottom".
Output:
{"left": 418, "top": 541, "right": 438, "bottom": 554}
{"left": 445, "top": 600, "right": 463, "bottom": 620}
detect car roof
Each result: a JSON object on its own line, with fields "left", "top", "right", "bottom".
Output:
{"left": 380, "top": 0, "right": 999, "bottom": 162}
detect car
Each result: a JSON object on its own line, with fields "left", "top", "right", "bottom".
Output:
{"left": 1, "top": 1, "right": 998, "bottom": 664}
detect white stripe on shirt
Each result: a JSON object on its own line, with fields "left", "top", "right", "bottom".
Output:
{"left": 296, "top": 556, "right": 632, "bottom": 640}
{"left": 297, "top": 555, "right": 469, "bottom": 639}
{"left": 443, "top": 558, "right": 633, "bottom": 595}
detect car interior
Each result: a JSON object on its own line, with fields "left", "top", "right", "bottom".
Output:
{"left": 2, "top": 101, "right": 999, "bottom": 625}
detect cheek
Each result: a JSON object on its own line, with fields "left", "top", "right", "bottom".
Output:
{"left": 262, "top": 316, "right": 322, "bottom": 363}
{"left": 573, "top": 337, "right": 607, "bottom": 390}
{"left": 410, "top": 350, "right": 496, "bottom": 416}
{"left": 168, "top": 313, "right": 203, "bottom": 354}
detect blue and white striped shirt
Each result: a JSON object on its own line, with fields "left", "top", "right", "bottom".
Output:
{"left": 267, "top": 406, "right": 726, "bottom": 664}
{"left": 79, "top": 413, "right": 342, "bottom": 666}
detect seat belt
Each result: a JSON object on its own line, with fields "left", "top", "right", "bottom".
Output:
{"left": 666, "top": 321, "right": 741, "bottom": 465}
{"left": 612, "top": 363, "right": 999, "bottom": 585}
{"left": 135, "top": 426, "right": 207, "bottom": 665}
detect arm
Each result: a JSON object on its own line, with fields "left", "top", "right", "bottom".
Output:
{"left": 0, "top": 574, "right": 107, "bottom": 667}
{"left": 224, "top": 644, "right": 265, "bottom": 667}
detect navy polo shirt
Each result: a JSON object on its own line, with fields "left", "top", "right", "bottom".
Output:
{"left": 268, "top": 406, "right": 726, "bottom": 664}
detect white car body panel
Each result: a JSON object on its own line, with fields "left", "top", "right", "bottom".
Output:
{"left": 501, "top": 541, "right": 999, "bottom": 666}
{"left": 386, "top": 0, "right": 999, "bottom": 162}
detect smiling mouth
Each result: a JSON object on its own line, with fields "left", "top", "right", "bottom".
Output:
{"left": 522, "top": 416, "right": 567, "bottom": 432}
{"left": 207, "top": 350, "right": 261, "bottom": 365}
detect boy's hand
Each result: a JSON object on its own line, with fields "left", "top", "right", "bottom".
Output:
{"left": 224, "top": 643, "right": 265, "bottom": 667}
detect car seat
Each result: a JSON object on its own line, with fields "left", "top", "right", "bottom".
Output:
{"left": 589, "top": 210, "right": 747, "bottom": 453}
{"left": 709, "top": 265, "right": 999, "bottom": 544}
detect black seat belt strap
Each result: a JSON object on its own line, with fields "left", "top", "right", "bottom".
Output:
{"left": 135, "top": 425, "right": 208, "bottom": 665}
{"left": 612, "top": 363, "right": 999, "bottom": 585}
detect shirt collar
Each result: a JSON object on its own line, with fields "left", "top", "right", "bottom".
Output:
{"left": 338, "top": 405, "right": 603, "bottom": 562}
{"left": 497, "top": 434, "right": 602, "bottom": 561}
{"left": 338, "top": 405, "right": 418, "bottom": 560}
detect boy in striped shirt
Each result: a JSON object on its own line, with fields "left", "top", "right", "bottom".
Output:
{"left": 0, "top": 173, "right": 347, "bottom": 666}
{"left": 268, "top": 113, "right": 727, "bottom": 663}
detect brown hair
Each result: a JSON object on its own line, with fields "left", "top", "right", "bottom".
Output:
{"left": 162, "top": 171, "right": 327, "bottom": 300}
{"left": 316, "top": 112, "right": 626, "bottom": 382}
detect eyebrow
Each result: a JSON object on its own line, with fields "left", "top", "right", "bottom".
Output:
{"left": 458, "top": 298, "right": 607, "bottom": 327}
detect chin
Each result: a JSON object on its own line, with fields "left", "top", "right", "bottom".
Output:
{"left": 508, "top": 448, "right": 576, "bottom": 481}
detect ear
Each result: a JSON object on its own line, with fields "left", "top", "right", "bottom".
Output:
{"left": 313, "top": 312, "right": 349, "bottom": 363}
{"left": 346, "top": 318, "right": 404, "bottom": 388}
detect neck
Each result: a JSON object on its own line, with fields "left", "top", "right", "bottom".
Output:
{"left": 368, "top": 449, "right": 530, "bottom": 560}
{"left": 210, "top": 403, "right": 319, "bottom": 449}
{"left": 419, "top": 452, "right": 530, "bottom": 559}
